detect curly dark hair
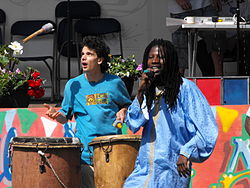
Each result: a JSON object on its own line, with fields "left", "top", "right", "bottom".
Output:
{"left": 82, "top": 36, "right": 110, "bottom": 73}
{"left": 142, "top": 39, "right": 183, "bottom": 110}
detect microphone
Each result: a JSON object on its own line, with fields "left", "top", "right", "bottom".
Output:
{"left": 22, "top": 23, "right": 54, "bottom": 43}
{"left": 143, "top": 70, "right": 155, "bottom": 80}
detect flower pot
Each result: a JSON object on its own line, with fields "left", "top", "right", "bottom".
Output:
{"left": 121, "top": 77, "right": 134, "bottom": 97}
{"left": 0, "top": 87, "right": 30, "bottom": 108}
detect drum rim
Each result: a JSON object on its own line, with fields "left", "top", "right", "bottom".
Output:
{"left": 88, "top": 134, "right": 141, "bottom": 146}
{"left": 9, "top": 136, "right": 83, "bottom": 148}
{"left": 10, "top": 143, "right": 83, "bottom": 148}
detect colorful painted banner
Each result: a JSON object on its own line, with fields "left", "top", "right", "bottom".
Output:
{"left": 191, "top": 105, "right": 250, "bottom": 188}
{"left": 192, "top": 77, "right": 249, "bottom": 105}
{"left": 0, "top": 106, "right": 249, "bottom": 187}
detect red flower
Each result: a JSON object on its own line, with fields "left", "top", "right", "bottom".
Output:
{"left": 28, "top": 79, "right": 43, "bottom": 88}
{"left": 34, "top": 88, "right": 45, "bottom": 98}
{"left": 27, "top": 88, "right": 45, "bottom": 98}
{"left": 27, "top": 70, "right": 45, "bottom": 99}
{"left": 31, "top": 71, "right": 40, "bottom": 79}
{"left": 27, "top": 89, "right": 35, "bottom": 96}
{"left": 34, "top": 80, "right": 42, "bottom": 88}
{"left": 27, "top": 80, "right": 36, "bottom": 87}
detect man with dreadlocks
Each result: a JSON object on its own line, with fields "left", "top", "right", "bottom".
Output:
{"left": 123, "top": 39, "right": 218, "bottom": 187}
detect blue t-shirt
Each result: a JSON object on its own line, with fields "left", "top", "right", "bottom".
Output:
{"left": 59, "top": 73, "right": 131, "bottom": 164}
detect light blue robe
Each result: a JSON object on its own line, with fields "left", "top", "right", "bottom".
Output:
{"left": 123, "top": 78, "right": 218, "bottom": 188}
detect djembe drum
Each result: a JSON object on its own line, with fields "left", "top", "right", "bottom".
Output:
{"left": 89, "top": 134, "right": 141, "bottom": 188}
{"left": 10, "top": 136, "right": 83, "bottom": 188}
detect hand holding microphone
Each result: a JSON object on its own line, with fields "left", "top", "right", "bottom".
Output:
{"left": 137, "top": 66, "right": 158, "bottom": 104}
{"left": 137, "top": 69, "right": 155, "bottom": 94}
{"left": 143, "top": 69, "right": 155, "bottom": 80}
{"left": 22, "top": 23, "right": 54, "bottom": 43}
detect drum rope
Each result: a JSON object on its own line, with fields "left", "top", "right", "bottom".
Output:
{"left": 100, "top": 139, "right": 113, "bottom": 163}
{"left": 38, "top": 150, "right": 68, "bottom": 188}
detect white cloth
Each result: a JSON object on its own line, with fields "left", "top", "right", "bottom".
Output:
{"left": 168, "top": 0, "right": 211, "bottom": 14}
{"left": 246, "top": 107, "right": 250, "bottom": 117}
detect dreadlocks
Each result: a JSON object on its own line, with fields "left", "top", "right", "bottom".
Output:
{"left": 142, "top": 39, "right": 183, "bottom": 110}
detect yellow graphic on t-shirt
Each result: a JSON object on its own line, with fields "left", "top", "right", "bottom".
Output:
{"left": 86, "top": 93, "right": 108, "bottom": 105}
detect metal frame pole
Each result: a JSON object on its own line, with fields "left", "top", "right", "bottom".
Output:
{"left": 67, "top": 0, "right": 71, "bottom": 80}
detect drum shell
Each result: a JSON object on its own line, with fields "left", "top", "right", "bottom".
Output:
{"left": 89, "top": 135, "right": 141, "bottom": 188}
{"left": 10, "top": 136, "right": 83, "bottom": 188}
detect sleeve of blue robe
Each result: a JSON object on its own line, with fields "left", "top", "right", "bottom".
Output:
{"left": 179, "top": 79, "right": 218, "bottom": 163}
{"left": 125, "top": 96, "right": 149, "bottom": 133}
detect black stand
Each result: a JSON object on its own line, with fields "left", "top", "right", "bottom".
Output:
{"left": 236, "top": 0, "right": 241, "bottom": 74}
{"left": 235, "top": 0, "right": 249, "bottom": 75}
{"left": 67, "top": 0, "right": 71, "bottom": 80}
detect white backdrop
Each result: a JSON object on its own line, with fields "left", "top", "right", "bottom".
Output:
{"left": 1, "top": 0, "right": 172, "bottom": 97}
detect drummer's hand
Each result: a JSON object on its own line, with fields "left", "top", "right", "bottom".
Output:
{"left": 116, "top": 107, "right": 128, "bottom": 123}
{"left": 176, "top": 155, "right": 191, "bottom": 178}
{"left": 176, "top": 0, "right": 192, "bottom": 10}
{"left": 43, "top": 103, "right": 61, "bottom": 120}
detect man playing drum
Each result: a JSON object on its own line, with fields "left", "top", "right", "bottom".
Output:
{"left": 44, "top": 36, "right": 131, "bottom": 188}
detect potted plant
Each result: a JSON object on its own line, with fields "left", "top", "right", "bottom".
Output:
{"left": 0, "top": 41, "right": 45, "bottom": 107}
{"left": 107, "top": 55, "right": 142, "bottom": 96}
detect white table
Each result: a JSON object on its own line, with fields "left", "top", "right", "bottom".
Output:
{"left": 182, "top": 23, "right": 250, "bottom": 76}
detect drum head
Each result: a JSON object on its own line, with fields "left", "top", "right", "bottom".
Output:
{"left": 88, "top": 134, "right": 141, "bottom": 146}
{"left": 10, "top": 136, "right": 83, "bottom": 148}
